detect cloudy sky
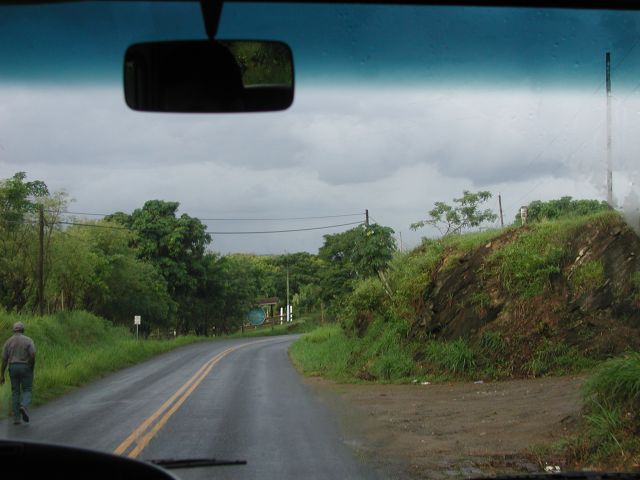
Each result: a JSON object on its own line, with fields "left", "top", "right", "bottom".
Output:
{"left": 1, "top": 3, "right": 640, "bottom": 254}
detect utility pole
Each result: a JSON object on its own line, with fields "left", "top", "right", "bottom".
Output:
{"left": 399, "top": 231, "right": 403, "bottom": 252}
{"left": 286, "top": 253, "right": 290, "bottom": 323}
{"left": 498, "top": 194, "right": 504, "bottom": 228}
{"left": 365, "top": 209, "right": 369, "bottom": 227}
{"left": 606, "top": 51, "right": 614, "bottom": 207}
{"left": 38, "top": 205, "right": 45, "bottom": 316}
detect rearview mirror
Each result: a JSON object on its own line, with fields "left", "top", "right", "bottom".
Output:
{"left": 124, "top": 40, "right": 294, "bottom": 113}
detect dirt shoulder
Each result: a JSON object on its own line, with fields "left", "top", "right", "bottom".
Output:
{"left": 306, "top": 375, "right": 585, "bottom": 479}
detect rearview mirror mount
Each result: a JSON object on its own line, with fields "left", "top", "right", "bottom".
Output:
{"left": 124, "top": 40, "right": 294, "bottom": 113}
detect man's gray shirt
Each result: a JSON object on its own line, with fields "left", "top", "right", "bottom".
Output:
{"left": 2, "top": 333, "right": 36, "bottom": 364}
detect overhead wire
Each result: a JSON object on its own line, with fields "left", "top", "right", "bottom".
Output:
{"left": 39, "top": 208, "right": 368, "bottom": 235}
{"left": 21, "top": 219, "right": 365, "bottom": 235}
{"left": 56, "top": 210, "right": 364, "bottom": 222}
{"left": 205, "top": 221, "right": 364, "bottom": 235}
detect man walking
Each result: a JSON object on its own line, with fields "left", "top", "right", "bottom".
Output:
{"left": 1, "top": 322, "right": 36, "bottom": 425}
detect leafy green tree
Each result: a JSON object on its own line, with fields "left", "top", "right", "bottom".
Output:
{"left": 318, "top": 224, "right": 396, "bottom": 306}
{"left": 0, "top": 172, "right": 66, "bottom": 312}
{"left": 352, "top": 224, "right": 396, "bottom": 277}
{"left": 410, "top": 190, "right": 497, "bottom": 236}
{"left": 0, "top": 172, "right": 49, "bottom": 228}
{"left": 267, "top": 252, "right": 323, "bottom": 308}
{"left": 70, "top": 221, "right": 175, "bottom": 330}
{"left": 212, "top": 254, "right": 269, "bottom": 334}
{"left": 45, "top": 229, "right": 99, "bottom": 312}
{"left": 106, "top": 200, "right": 211, "bottom": 331}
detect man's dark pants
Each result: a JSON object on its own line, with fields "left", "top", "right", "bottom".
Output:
{"left": 8, "top": 363, "right": 33, "bottom": 422}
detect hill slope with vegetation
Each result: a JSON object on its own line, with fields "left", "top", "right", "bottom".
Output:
{"left": 292, "top": 211, "right": 640, "bottom": 381}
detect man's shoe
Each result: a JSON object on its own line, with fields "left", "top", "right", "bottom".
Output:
{"left": 13, "top": 419, "right": 21, "bottom": 425}
{"left": 19, "top": 406, "right": 29, "bottom": 423}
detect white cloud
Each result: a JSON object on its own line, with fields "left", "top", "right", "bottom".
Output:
{"left": 0, "top": 83, "right": 637, "bottom": 253}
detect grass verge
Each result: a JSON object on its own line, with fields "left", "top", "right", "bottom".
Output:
{"left": 575, "top": 353, "right": 640, "bottom": 469}
{"left": 0, "top": 310, "right": 207, "bottom": 418}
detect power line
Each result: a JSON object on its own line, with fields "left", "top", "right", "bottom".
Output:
{"left": 206, "top": 221, "right": 363, "bottom": 235}
{"left": 45, "top": 219, "right": 365, "bottom": 235}
{"left": 56, "top": 220, "right": 129, "bottom": 230}
{"left": 58, "top": 211, "right": 109, "bottom": 217}
{"left": 199, "top": 213, "right": 363, "bottom": 221}
{"left": 57, "top": 210, "right": 364, "bottom": 222}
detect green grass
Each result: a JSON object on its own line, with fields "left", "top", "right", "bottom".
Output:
{"left": 441, "top": 228, "right": 505, "bottom": 253}
{"left": 525, "top": 340, "right": 595, "bottom": 377}
{"left": 583, "top": 352, "right": 640, "bottom": 407}
{"left": 288, "top": 324, "right": 357, "bottom": 380}
{"left": 536, "top": 353, "right": 640, "bottom": 470}
{"left": 422, "top": 339, "right": 477, "bottom": 376}
{"left": 572, "top": 260, "right": 606, "bottom": 293}
{"left": 0, "top": 310, "right": 208, "bottom": 418}
{"left": 489, "top": 212, "right": 620, "bottom": 299}
{"left": 489, "top": 222, "right": 565, "bottom": 298}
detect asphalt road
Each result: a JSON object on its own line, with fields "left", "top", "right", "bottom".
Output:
{"left": 0, "top": 335, "right": 379, "bottom": 479}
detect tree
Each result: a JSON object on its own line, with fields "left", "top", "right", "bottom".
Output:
{"left": 106, "top": 200, "right": 211, "bottom": 332}
{"left": 410, "top": 190, "right": 497, "bottom": 236}
{"left": 68, "top": 221, "right": 176, "bottom": 330}
{"left": 0, "top": 172, "right": 49, "bottom": 229}
{"left": 267, "top": 252, "right": 323, "bottom": 308}
{"left": 352, "top": 224, "right": 396, "bottom": 297}
{"left": 0, "top": 172, "right": 66, "bottom": 312}
{"left": 318, "top": 224, "right": 396, "bottom": 306}
{"left": 212, "top": 254, "right": 269, "bottom": 334}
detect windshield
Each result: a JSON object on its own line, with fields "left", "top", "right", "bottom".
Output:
{"left": 0, "top": 2, "right": 639, "bottom": 479}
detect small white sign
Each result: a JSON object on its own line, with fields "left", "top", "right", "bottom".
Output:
{"left": 134, "top": 315, "right": 141, "bottom": 325}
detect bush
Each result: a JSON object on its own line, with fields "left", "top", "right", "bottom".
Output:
{"left": 341, "top": 277, "right": 387, "bottom": 335}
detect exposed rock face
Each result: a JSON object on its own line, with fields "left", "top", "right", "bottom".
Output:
{"left": 411, "top": 217, "right": 640, "bottom": 359}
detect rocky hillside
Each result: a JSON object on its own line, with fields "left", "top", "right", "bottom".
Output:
{"left": 408, "top": 211, "right": 640, "bottom": 374}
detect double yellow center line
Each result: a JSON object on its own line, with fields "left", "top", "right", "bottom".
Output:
{"left": 113, "top": 341, "right": 261, "bottom": 458}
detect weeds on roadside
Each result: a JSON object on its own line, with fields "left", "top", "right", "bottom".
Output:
{"left": 537, "top": 353, "right": 640, "bottom": 470}
{"left": 0, "top": 310, "right": 207, "bottom": 417}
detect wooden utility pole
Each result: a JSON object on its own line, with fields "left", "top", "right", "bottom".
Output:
{"left": 38, "top": 205, "right": 45, "bottom": 316}
{"left": 365, "top": 209, "right": 369, "bottom": 227}
{"left": 606, "top": 51, "right": 614, "bottom": 207}
{"left": 286, "top": 262, "right": 290, "bottom": 323}
{"left": 498, "top": 194, "right": 504, "bottom": 228}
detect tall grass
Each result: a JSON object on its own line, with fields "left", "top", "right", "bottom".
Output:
{"left": 288, "top": 324, "right": 357, "bottom": 380}
{"left": 548, "top": 352, "right": 640, "bottom": 469}
{"left": 423, "top": 339, "right": 476, "bottom": 376}
{"left": 0, "top": 311, "right": 206, "bottom": 417}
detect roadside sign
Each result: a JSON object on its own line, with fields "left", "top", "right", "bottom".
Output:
{"left": 134, "top": 315, "right": 141, "bottom": 325}
{"left": 247, "top": 308, "right": 265, "bottom": 326}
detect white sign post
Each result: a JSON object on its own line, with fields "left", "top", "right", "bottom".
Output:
{"left": 134, "top": 315, "right": 141, "bottom": 340}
